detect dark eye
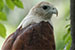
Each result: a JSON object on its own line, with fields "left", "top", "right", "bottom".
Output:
{"left": 42, "top": 5, "right": 49, "bottom": 10}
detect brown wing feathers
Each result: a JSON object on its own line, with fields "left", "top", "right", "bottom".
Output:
{"left": 2, "top": 21, "right": 55, "bottom": 50}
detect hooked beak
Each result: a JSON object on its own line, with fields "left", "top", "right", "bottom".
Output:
{"left": 52, "top": 8, "right": 58, "bottom": 16}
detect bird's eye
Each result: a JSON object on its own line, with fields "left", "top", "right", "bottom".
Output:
{"left": 52, "top": 8, "right": 55, "bottom": 10}
{"left": 42, "top": 5, "right": 49, "bottom": 10}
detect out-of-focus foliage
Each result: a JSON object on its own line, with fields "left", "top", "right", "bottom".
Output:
{"left": 0, "top": 12, "right": 7, "bottom": 20}
{"left": 0, "top": 0, "right": 4, "bottom": 11}
{"left": 63, "top": 24, "right": 71, "bottom": 50}
{"left": 0, "top": 0, "right": 23, "bottom": 38}
{"left": 13, "top": 0, "right": 24, "bottom": 8}
{"left": 6, "top": 0, "right": 24, "bottom": 10}
{"left": 6, "top": 0, "right": 15, "bottom": 10}
{"left": 62, "top": 1, "right": 71, "bottom": 49}
{"left": 0, "top": 23, "right": 6, "bottom": 38}
{"left": 63, "top": 10, "right": 71, "bottom": 50}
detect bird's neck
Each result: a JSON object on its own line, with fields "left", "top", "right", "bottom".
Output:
{"left": 18, "top": 14, "right": 53, "bottom": 29}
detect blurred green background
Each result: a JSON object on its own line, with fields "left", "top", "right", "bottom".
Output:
{"left": 0, "top": 0, "right": 70, "bottom": 50}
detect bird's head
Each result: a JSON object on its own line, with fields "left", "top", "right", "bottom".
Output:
{"left": 28, "top": 1, "right": 58, "bottom": 19}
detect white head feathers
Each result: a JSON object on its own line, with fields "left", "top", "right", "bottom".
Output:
{"left": 18, "top": 1, "right": 58, "bottom": 28}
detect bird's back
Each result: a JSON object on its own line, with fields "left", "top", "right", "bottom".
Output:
{"left": 2, "top": 21, "right": 55, "bottom": 50}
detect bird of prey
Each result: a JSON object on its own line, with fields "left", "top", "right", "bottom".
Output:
{"left": 2, "top": 1, "right": 58, "bottom": 50}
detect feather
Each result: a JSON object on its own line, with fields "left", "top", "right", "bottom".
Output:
{"left": 2, "top": 21, "right": 55, "bottom": 50}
